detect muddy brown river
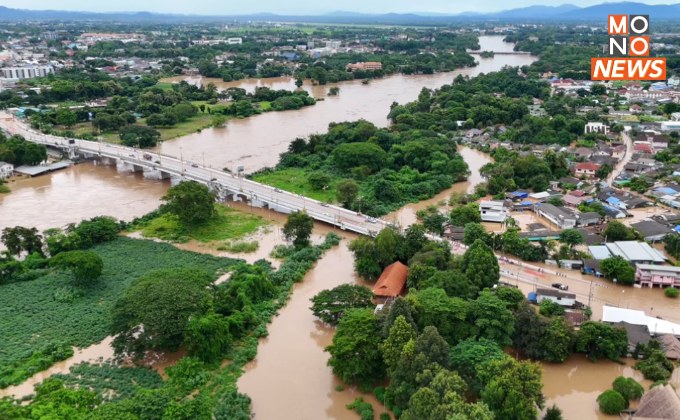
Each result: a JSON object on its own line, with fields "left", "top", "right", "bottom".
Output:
{"left": 4, "top": 36, "right": 671, "bottom": 419}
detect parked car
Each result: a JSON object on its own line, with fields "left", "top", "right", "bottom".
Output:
{"left": 191, "top": 163, "right": 198, "bottom": 168}
{"left": 552, "top": 283, "right": 569, "bottom": 291}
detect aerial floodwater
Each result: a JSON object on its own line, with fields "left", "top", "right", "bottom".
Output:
{"left": 1, "top": 36, "right": 530, "bottom": 233}
{"left": 159, "top": 36, "right": 536, "bottom": 172}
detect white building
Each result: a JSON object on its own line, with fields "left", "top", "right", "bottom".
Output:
{"left": 1, "top": 65, "right": 54, "bottom": 80}
{"left": 0, "top": 161, "right": 13, "bottom": 179}
{"left": 479, "top": 200, "right": 507, "bottom": 223}
{"left": 661, "top": 121, "right": 680, "bottom": 132}
{"left": 584, "top": 121, "right": 609, "bottom": 135}
{"left": 227, "top": 37, "right": 243, "bottom": 45}
{"left": 603, "top": 305, "right": 680, "bottom": 336}
{"left": 536, "top": 288, "right": 576, "bottom": 307}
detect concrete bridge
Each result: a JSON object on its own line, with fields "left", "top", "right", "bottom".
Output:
{"left": 0, "top": 112, "right": 392, "bottom": 237}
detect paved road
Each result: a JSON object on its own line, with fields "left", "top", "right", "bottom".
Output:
{"left": 0, "top": 112, "right": 390, "bottom": 237}
{"left": 607, "top": 130, "right": 633, "bottom": 185}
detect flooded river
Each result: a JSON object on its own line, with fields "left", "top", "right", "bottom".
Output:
{"left": 158, "top": 36, "right": 535, "bottom": 173}
{"left": 0, "top": 162, "right": 169, "bottom": 231}
{"left": 3, "top": 35, "right": 647, "bottom": 420}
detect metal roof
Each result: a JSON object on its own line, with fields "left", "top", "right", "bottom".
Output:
{"left": 588, "top": 245, "right": 613, "bottom": 260}
{"left": 605, "top": 241, "right": 666, "bottom": 263}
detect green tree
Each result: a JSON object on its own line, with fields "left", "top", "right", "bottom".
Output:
{"left": 336, "top": 179, "right": 359, "bottom": 208}
{"left": 55, "top": 108, "right": 77, "bottom": 127}
{"left": 161, "top": 181, "right": 216, "bottom": 226}
{"left": 184, "top": 314, "right": 232, "bottom": 364}
{"left": 462, "top": 239, "right": 499, "bottom": 290}
{"left": 612, "top": 376, "right": 644, "bottom": 404}
{"left": 381, "top": 296, "right": 417, "bottom": 336}
{"left": 559, "top": 229, "right": 583, "bottom": 251}
{"left": 597, "top": 390, "right": 626, "bottom": 415}
{"left": 349, "top": 236, "right": 382, "bottom": 281}
{"left": 576, "top": 321, "right": 628, "bottom": 361}
{"left": 600, "top": 256, "right": 635, "bottom": 285}
{"left": 382, "top": 315, "right": 417, "bottom": 372}
{"left": 307, "top": 172, "right": 332, "bottom": 191}
{"left": 332, "top": 142, "right": 387, "bottom": 172}
{"left": 111, "top": 268, "right": 214, "bottom": 358}
{"left": 408, "top": 288, "right": 472, "bottom": 345}
{"left": 326, "top": 309, "right": 386, "bottom": 387}
{"left": 665, "top": 287, "right": 679, "bottom": 298}
{"left": 283, "top": 211, "right": 314, "bottom": 248}
{"left": 463, "top": 223, "right": 491, "bottom": 246}
{"left": 119, "top": 125, "right": 161, "bottom": 148}
{"left": 479, "top": 357, "right": 543, "bottom": 420}
{"left": 415, "top": 326, "right": 450, "bottom": 368}
{"left": 374, "top": 228, "right": 399, "bottom": 267}
{"left": 50, "top": 250, "right": 103, "bottom": 287}
{"left": 71, "top": 216, "right": 121, "bottom": 249}
{"left": 544, "top": 405, "right": 563, "bottom": 420}
{"left": 450, "top": 338, "right": 507, "bottom": 394}
{"left": 310, "top": 284, "right": 374, "bottom": 325}
{"left": 1, "top": 226, "right": 44, "bottom": 257}
{"left": 542, "top": 317, "right": 576, "bottom": 362}
{"left": 470, "top": 290, "right": 515, "bottom": 346}
{"left": 539, "top": 299, "right": 566, "bottom": 317}
{"left": 636, "top": 348, "right": 674, "bottom": 381}
{"left": 449, "top": 203, "right": 482, "bottom": 226}
{"left": 603, "top": 221, "right": 636, "bottom": 242}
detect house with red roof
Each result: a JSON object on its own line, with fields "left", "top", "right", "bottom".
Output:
{"left": 573, "top": 162, "right": 601, "bottom": 179}
{"left": 372, "top": 262, "right": 409, "bottom": 302}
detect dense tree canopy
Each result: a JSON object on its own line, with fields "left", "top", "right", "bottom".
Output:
{"left": 111, "top": 268, "right": 214, "bottom": 357}
{"left": 161, "top": 181, "right": 216, "bottom": 226}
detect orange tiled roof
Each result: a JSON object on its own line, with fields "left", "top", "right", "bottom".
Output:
{"left": 372, "top": 262, "right": 408, "bottom": 298}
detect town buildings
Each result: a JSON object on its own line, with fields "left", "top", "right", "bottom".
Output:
{"left": 479, "top": 200, "right": 507, "bottom": 223}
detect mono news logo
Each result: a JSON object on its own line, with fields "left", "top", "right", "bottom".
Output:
{"left": 591, "top": 14, "right": 666, "bottom": 81}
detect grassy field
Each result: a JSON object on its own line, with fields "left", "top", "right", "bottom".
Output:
{"left": 252, "top": 168, "right": 338, "bottom": 203}
{"left": 139, "top": 205, "right": 268, "bottom": 243}
{"left": 70, "top": 113, "right": 217, "bottom": 143}
{"left": 0, "top": 238, "right": 238, "bottom": 388}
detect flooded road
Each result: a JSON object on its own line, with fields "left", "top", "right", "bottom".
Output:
{"left": 158, "top": 36, "right": 535, "bottom": 173}
{"left": 0, "top": 162, "right": 169, "bottom": 231}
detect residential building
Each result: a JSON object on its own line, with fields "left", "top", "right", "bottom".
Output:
{"left": 535, "top": 203, "right": 577, "bottom": 229}
{"left": 584, "top": 121, "right": 609, "bottom": 134}
{"left": 573, "top": 162, "right": 601, "bottom": 179}
{"left": 346, "top": 61, "right": 382, "bottom": 71}
{"left": 372, "top": 261, "right": 409, "bottom": 302}
{"left": 535, "top": 288, "right": 576, "bottom": 307}
{"left": 632, "top": 384, "right": 680, "bottom": 419}
{"left": 479, "top": 200, "right": 507, "bottom": 223}
{"left": 576, "top": 211, "right": 601, "bottom": 226}
{"left": 630, "top": 220, "right": 673, "bottom": 242}
{"left": 1, "top": 65, "right": 53, "bottom": 80}
{"left": 588, "top": 241, "right": 666, "bottom": 264}
{"left": 661, "top": 121, "right": 680, "bottom": 131}
{"left": 603, "top": 305, "right": 680, "bottom": 336}
{"left": 227, "top": 37, "right": 243, "bottom": 45}
{"left": 0, "top": 161, "right": 13, "bottom": 179}
{"left": 636, "top": 264, "right": 680, "bottom": 288}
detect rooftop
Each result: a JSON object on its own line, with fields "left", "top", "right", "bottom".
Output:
{"left": 372, "top": 261, "right": 408, "bottom": 298}
{"left": 605, "top": 241, "right": 666, "bottom": 263}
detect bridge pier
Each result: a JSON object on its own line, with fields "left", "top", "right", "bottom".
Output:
{"left": 116, "top": 161, "right": 143, "bottom": 173}
{"left": 143, "top": 168, "right": 171, "bottom": 180}
{"left": 99, "top": 157, "right": 116, "bottom": 166}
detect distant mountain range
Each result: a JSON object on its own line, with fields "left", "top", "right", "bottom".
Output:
{"left": 1, "top": 2, "right": 680, "bottom": 23}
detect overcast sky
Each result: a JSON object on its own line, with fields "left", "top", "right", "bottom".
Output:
{"left": 0, "top": 0, "right": 673, "bottom": 15}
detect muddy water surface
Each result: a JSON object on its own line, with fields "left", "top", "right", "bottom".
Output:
{"left": 0, "top": 162, "right": 169, "bottom": 231}
{"left": 159, "top": 36, "right": 535, "bottom": 173}
{"left": 237, "top": 238, "right": 390, "bottom": 420}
